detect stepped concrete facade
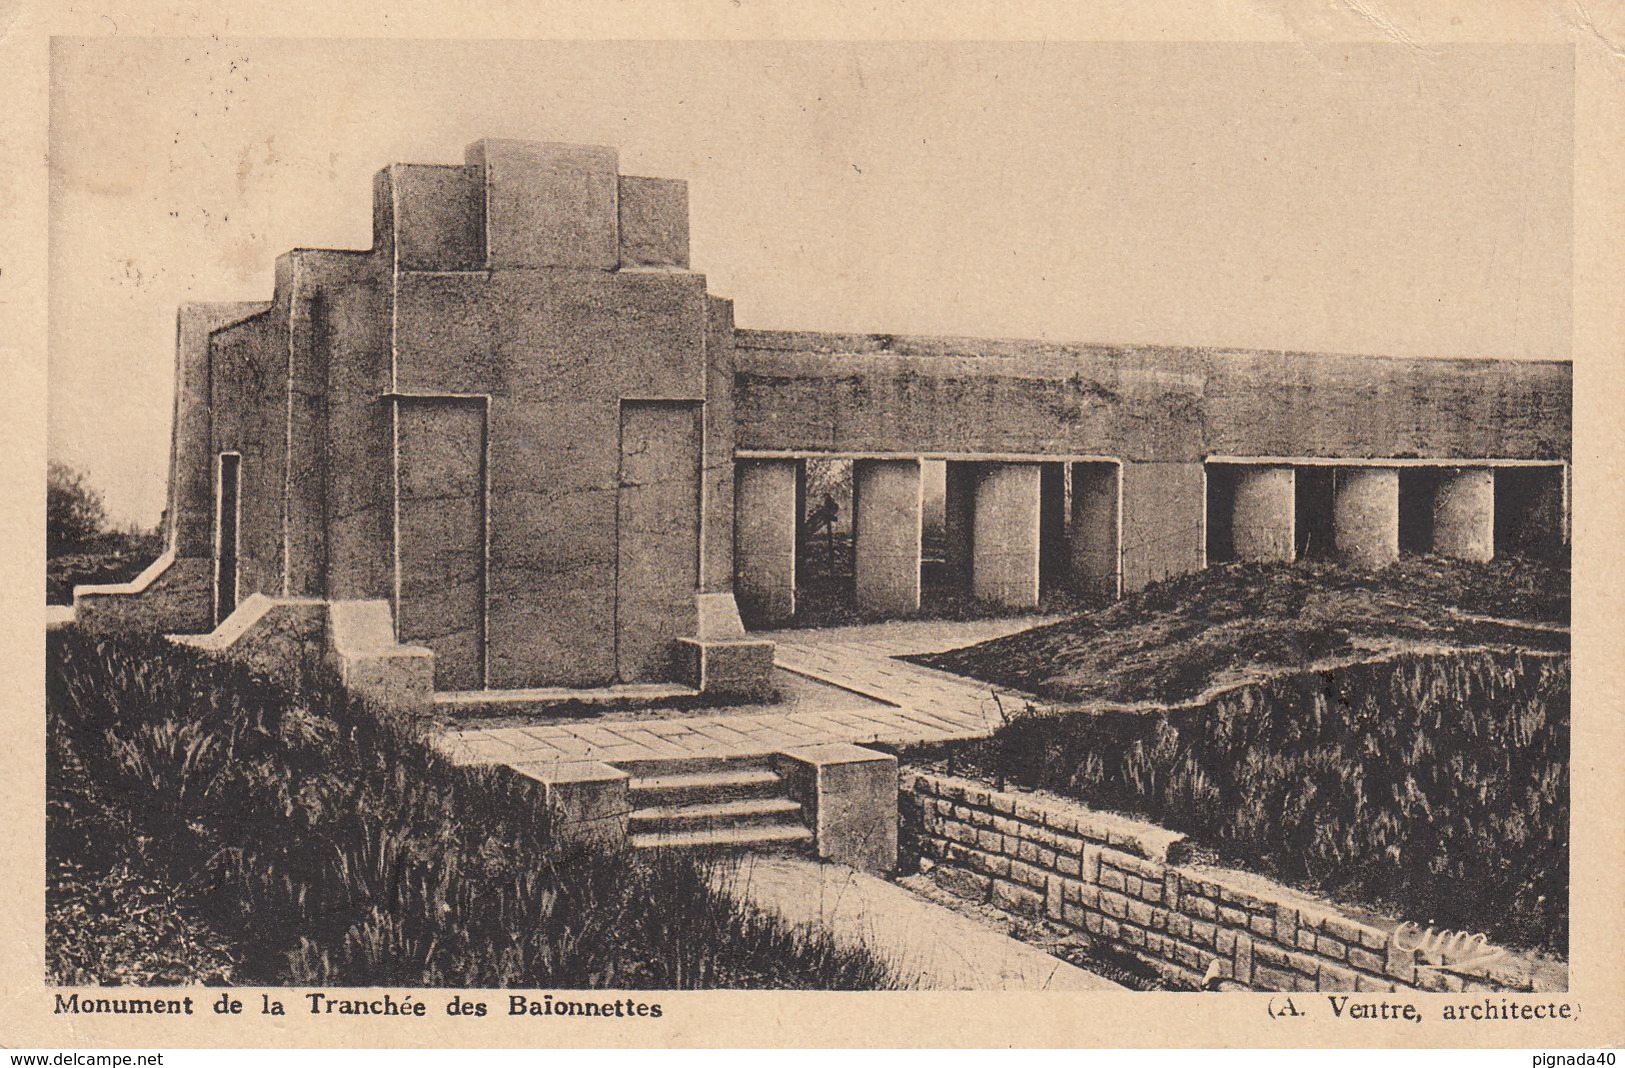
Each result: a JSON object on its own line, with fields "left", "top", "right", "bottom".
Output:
{"left": 74, "top": 139, "right": 1573, "bottom": 703}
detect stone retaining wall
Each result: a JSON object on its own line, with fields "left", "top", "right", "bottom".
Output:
{"left": 900, "top": 770, "right": 1564, "bottom": 993}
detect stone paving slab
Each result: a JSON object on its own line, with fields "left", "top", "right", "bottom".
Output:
{"left": 436, "top": 618, "right": 1053, "bottom": 767}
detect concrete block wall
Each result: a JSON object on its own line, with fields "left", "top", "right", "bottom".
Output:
{"left": 900, "top": 771, "right": 1564, "bottom": 994}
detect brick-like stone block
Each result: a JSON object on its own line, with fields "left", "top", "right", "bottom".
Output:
{"left": 1385, "top": 939, "right": 1418, "bottom": 985}
{"left": 1044, "top": 875, "right": 1065, "bottom": 921}
{"left": 1100, "top": 889, "right": 1130, "bottom": 920}
{"left": 1010, "top": 860, "right": 1049, "bottom": 892}
{"left": 991, "top": 878, "right": 1045, "bottom": 918}
{"left": 776, "top": 742, "right": 898, "bottom": 872}
{"left": 1317, "top": 963, "right": 1360, "bottom": 992}
{"left": 1347, "top": 946, "right": 1385, "bottom": 974}
{"left": 935, "top": 865, "right": 992, "bottom": 903}
{"left": 1233, "top": 932, "right": 1255, "bottom": 986}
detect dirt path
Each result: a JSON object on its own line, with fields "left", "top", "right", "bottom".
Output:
{"left": 715, "top": 854, "right": 1122, "bottom": 991}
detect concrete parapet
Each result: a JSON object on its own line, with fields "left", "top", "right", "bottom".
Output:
{"left": 733, "top": 459, "right": 800, "bottom": 624}
{"left": 777, "top": 743, "right": 898, "bottom": 872}
{"left": 852, "top": 459, "right": 923, "bottom": 614}
{"left": 1430, "top": 467, "right": 1495, "bottom": 562}
{"left": 1230, "top": 465, "right": 1296, "bottom": 562}
{"left": 1333, "top": 467, "right": 1400, "bottom": 567}
{"left": 507, "top": 759, "right": 631, "bottom": 847}
{"left": 466, "top": 139, "right": 619, "bottom": 270}
{"left": 73, "top": 551, "right": 214, "bottom": 636}
{"left": 618, "top": 175, "right": 689, "bottom": 269}
{"left": 970, "top": 462, "right": 1042, "bottom": 608}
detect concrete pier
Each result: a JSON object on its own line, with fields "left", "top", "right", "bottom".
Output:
{"left": 970, "top": 463, "right": 1042, "bottom": 609}
{"left": 734, "top": 459, "right": 801, "bottom": 624}
{"left": 1068, "top": 462, "right": 1119, "bottom": 599}
{"left": 1333, "top": 467, "right": 1400, "bottom": 566}
{"left": 1230, "top": 465, "right": 1296, "bottom": 562}
{"left": 852, "top": 459, "right": 923, "bottom": 614}
{"left": 1430, "top": 467, "right": 1495, "bottom": 561}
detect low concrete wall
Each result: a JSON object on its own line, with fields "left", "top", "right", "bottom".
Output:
{"left": 73, "top": 552, "right": 214, "bottom": 636}
{"left": 168, "top": 595, "right": 435, "bottom": 714}
{"left": 900, "top": 770, "right": 1564, "bottom": 994}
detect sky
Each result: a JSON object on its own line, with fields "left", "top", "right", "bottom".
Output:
{"left": 48, "top": 39, "right": 1573, "bottom": 528}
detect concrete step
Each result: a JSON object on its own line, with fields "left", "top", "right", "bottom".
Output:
{"left": 611, "top": 754, "right": 775, "bottom": 779}
{"left": 627, "top": 767, "right": 784, "bottom": 806}
{"left": 630, "top": 796, "right": 803, "bottom": 833}
{"left": 434, "top": 682, "right": 702, "bottom": 720}
{"left": 629, "top": 822, "right": 814, "bottom": 852}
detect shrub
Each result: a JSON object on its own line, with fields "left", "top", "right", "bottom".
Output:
{"left": 47, "top": 460, "right": 110, "bottom": 555}
{"left": 47, "top": 630, "right": 899, "bottom": 989}
{"left": 954, "top": 649, "right": 1569, "bottom": 955}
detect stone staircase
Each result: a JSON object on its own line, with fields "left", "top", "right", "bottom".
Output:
{"left": 617, "top": 756, "right": 814, "bottom": 853}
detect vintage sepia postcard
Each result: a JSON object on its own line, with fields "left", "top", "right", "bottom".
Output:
{"left": 2, "top": 0, "right": 1622, "bottom": 1051}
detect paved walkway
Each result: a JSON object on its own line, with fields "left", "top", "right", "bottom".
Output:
{"left": 717, "top": 854, "right": 1121, "bottom": 991}
{"left": 437, "top": 617, "right": 1056, "bottom": 766}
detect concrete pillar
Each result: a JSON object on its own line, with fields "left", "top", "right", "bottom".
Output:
{"left": 1069, "top": 463, "right": 1119, "bottom": 599}
{"left": 1230, "top": 465, "right": 1296, "bottom": 562}
{"left": 852, "top": 459, "right": 923, "bottom": 614}
{"left": 1333, "top": 467, "right": 1400, "bottom": 567}
{"left": 1430, "top": 467, "right": 1495, "bottom": 562}
{"left": 733, "top": 459, "right": 800, "bottom": 624}
{"left": 971, "top": 463, "right": 1042, "bottom": 608}
{"left": 942, "top": 461, "right": 978, "bottom": 591}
